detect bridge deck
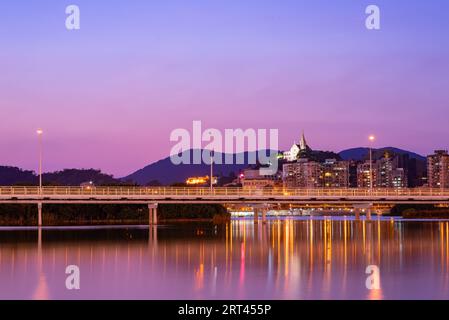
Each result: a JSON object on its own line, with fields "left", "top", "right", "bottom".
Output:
{"left": 1, "top": 186, "right": 449, "bottom": 204}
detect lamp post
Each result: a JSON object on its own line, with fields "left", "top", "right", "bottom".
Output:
{"left": 368, "top": 135, "right": 375, "bottom": 192}
{"left": 210, "top": 150, "right": 214, "bottom": 194}
{"left": 37, "top": 129, "right": 43, "bottom": 195}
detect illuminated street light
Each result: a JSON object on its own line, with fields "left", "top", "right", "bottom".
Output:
{"left": 210, "top": 150, "right": 214, "bottom": 194}
{"left": 368, "top": 135, "right": 375, "bottom": 192}
{"left": 37, "top": 129, "right": 43, "bottom": 194}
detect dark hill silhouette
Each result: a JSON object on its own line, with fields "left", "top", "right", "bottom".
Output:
{"left": 122, "top": 149, "right": 341, "bottom": 185}
{"left": 0, "top": 167, "right": 119, "bottom": 186}
{"left": 121, "top": 149, "right": 279, "bottom": 185}
{"left": 43, "top": 169, "right": 117, "bottom": 186}
{"left": 0, "top": 166, "right": 36, "bottom": 185}
{"left": 1, "top": 146, "right": 429, "bottom": 187}
{"left": 338, "top": 147, "right": 426, "bottom": 161}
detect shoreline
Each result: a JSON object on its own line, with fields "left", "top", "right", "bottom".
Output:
{"left": 3, "top": 215, "right": 449, "bottom": 227}
{"left": 0, "top": 218, "right": 222, "bottom": 227}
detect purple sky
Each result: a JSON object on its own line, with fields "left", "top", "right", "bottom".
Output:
{"left": 1, "top": 0, "right": 448, "bottom": 177}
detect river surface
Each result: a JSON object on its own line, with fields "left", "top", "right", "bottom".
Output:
{"left": 1, "top": 217, "right": 449, "bottom": 300}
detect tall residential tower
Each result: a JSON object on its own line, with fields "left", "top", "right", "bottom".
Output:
{"left": 427, "top": 150, "right": 449, "bottom": 188}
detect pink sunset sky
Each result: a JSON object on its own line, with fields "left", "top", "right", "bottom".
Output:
{"left": 1, "top": 0, "right": 448, "bottom": 177}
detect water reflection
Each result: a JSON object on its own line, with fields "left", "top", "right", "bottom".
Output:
{"left": 32, "top": 227, "right": 50, "bottom": 300}
{"left": 1, "top": 218, "right": 449, "bottom": 299}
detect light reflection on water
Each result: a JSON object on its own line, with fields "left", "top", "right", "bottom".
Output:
{"left": 1, "top": 217, "right": 449, "bottom": 300}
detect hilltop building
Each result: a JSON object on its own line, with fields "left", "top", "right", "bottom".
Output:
{"left": 282, "top": 133, "right": 349, "bottom": 188}
{"left": 283, "top": 131, "right": 312, "bottom": 162}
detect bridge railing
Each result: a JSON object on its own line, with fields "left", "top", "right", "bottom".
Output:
{"left": 1, "top": 186, "right": 449, "bottom": 197}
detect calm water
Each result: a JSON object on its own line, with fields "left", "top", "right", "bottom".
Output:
{"left": 1, "top": 217, "right": 449, "bottom": 300}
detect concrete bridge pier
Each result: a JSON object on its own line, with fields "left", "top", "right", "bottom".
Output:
{"left": 354, "top": 208, "right": 361, "bottom": 220}
{"left": 253, "top": 208, "right": 259, "bottom": 224}
{"left": 366, "top": 208, "right": 372, "bottom": 220}
{"left": 38, "top": 202, "right": 43, "bottom": 227}
{"left": 251, "top": 204, "right": 268, "bottom": 224}
{"left": 252, "top": 204, "right": 269, "bottom": 224}
{"left": 353, "top": 203, "right": 373, "bottom": 221}
{"left": 148, "top": 203, "right": 158, "bottom": 225}
{"left": 262, "top": 208, "right": 267, "bottom": 224}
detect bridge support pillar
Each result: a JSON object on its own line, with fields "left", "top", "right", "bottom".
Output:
{"left": 366, "top": 208, "right": 372, "bottom": 220}
{"left": 253, "top": 208, "right": 259, "bottom": 224}
{"left": 262, "top": 208, "right": 267, "bottom": 224}
{"left": 38, "top": 202, "right": 43, "bottom": 227}
{"left": 353, "top": 203, "right": 373, "bottom": 221}
{"left": 148, "top": 204, "right": 158, "bottom": 225}
{"left": 354, "top": 208, "right": 361, "bottom": 220}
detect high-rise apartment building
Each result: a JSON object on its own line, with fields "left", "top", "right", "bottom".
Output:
{"left": 427, "top": 150, "right": 449, "bottom": 188}
{"left": 283, "top": 158, "right": 349, "bottom": 188}
{"left": 356, "top": 152, "right": 407, "bottom": 189}
{"left": 356, "top": 161, "right": 377, "bottom": 188}
{"left": 321, "top": 159, "right": 349, "bottom": 188}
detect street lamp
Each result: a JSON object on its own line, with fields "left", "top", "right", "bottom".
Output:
{"left": 210, "top": 150, "right": 214, "bottom": 194}
{"left": 368, "top": 135, "right": 375, "bottom": 192}
{"left": 37, "top": 129, "right": 43, "bottom": 194}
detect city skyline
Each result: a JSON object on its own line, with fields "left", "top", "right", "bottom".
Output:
{"left": 1, "top": 0, "right": 449, "bottom": 176}
{"left": 0, "top": 128, "right": 446, "bottom": 178}
{"left": 0, "top": 134, "right": 440, "bottom": 180}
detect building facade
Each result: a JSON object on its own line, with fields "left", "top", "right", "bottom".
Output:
{"left": 356, "top": 161, "right": 376, "bottom": 188}
{"left": 283, "top": 158, "right": 349, "bottom": 188}
{"left": 321, "top": 159, "right": 349, "bottom": 188}
{"left": 240, "top": 168, "right": 279, "bottom": 189}
{"left": 283, "top": 131, "right": 312, "bottom": 162}
{"left": 357, "top": 152, "right": 408, "bottom": 189}
{"left": 427, "top": 150, "right": 449, "bottom": 188}
{"left": 283, "top": 159, "right": 321, "bottom": 188}
{"left": 391, "top": 168, "right": 407, "bottom": 189}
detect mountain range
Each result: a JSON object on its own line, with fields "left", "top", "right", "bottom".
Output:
{"left": 122, "top": 147, "right": 426, "bottom": 185}
{"left": 0, "top": 147, "right": 427, "bottom": 186}
{"left": 338, "top": 147, "right": 426, "bottom": 162}
{"left": 121, "top": 150, "right": 277, "bottom": 185}
{"left": 0, "top": 168, "right": 117, "bottom": 186}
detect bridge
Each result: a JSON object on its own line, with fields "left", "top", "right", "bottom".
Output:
{"left": 1, "top": 186, "right": 449, "bottom": 226}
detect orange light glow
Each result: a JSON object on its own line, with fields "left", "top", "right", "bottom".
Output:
{"left": 186, "top": 176, "right": 217, "bottom": 185}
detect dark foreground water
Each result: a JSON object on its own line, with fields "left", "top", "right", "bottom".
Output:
{"left": 1, "top": 217, "right": 449, "bottom": 300}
